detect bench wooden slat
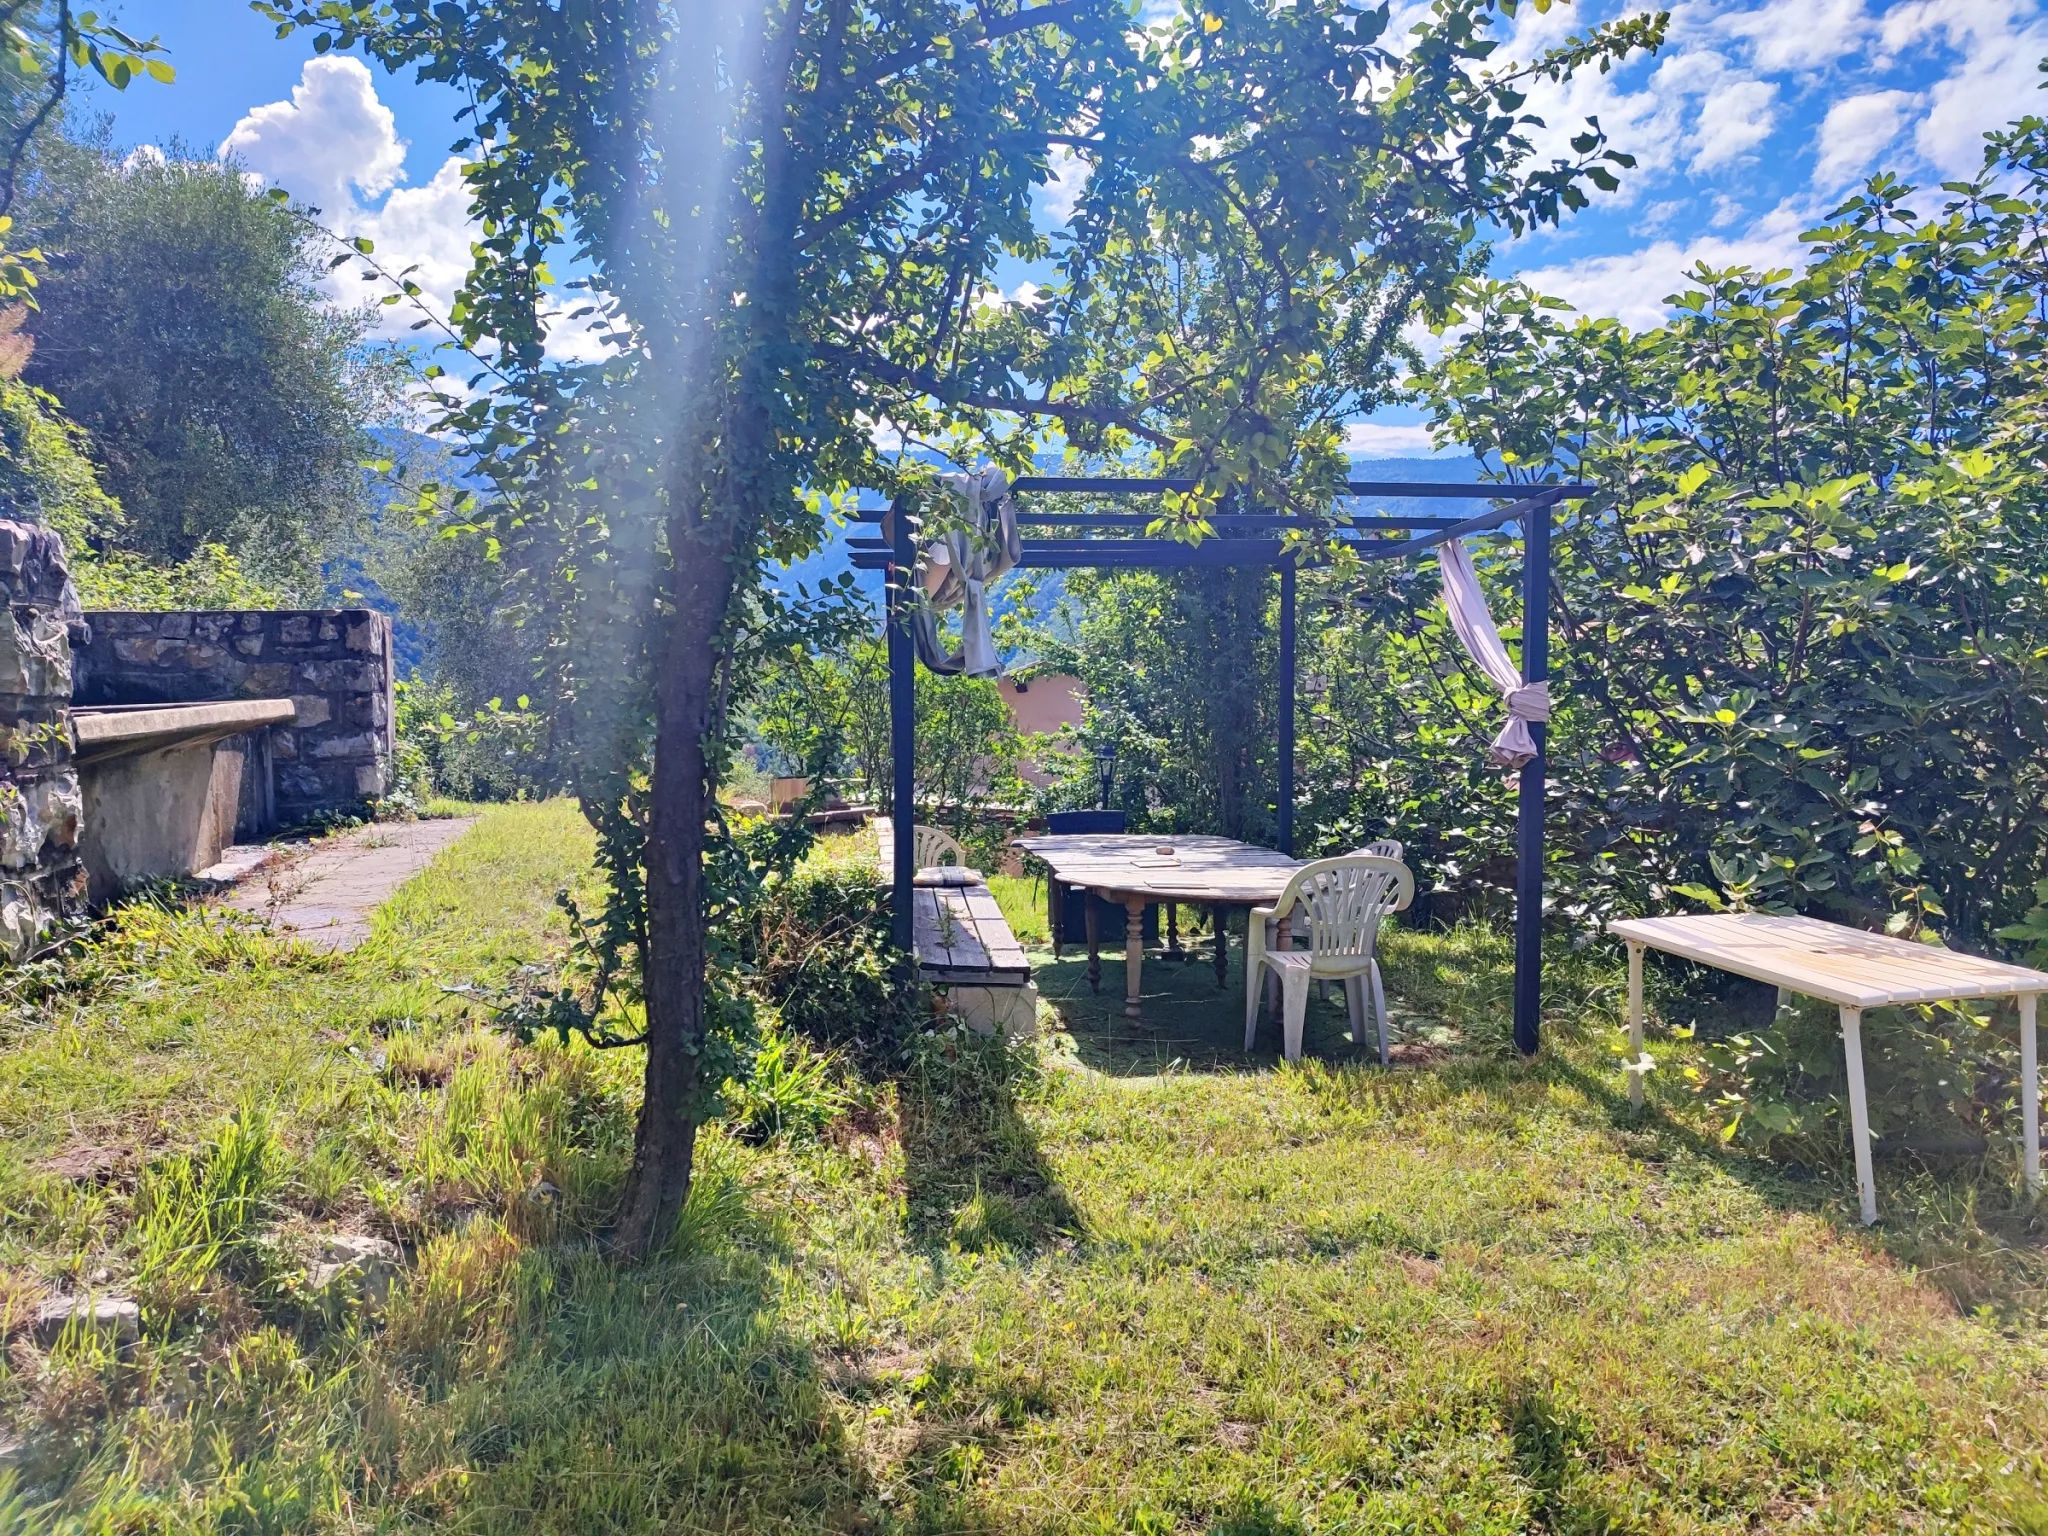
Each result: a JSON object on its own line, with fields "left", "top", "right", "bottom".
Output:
{"left": 910, "top": 881, "right": 1029, "bottom": 986}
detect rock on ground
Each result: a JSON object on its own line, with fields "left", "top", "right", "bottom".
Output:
{"left": 33, "top": 1295, "right": 140, "bottom": 1349}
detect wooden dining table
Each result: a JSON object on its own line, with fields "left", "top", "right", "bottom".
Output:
{"left": 1012, "top": 832, "right": 1305, "bottom": 1017}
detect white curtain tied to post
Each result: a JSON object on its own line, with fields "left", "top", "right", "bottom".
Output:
{"left": 1436, "top": 538, "right": 1549, "bottom": 771}
{"left": 912, "top": 465, "right": 1022, "bottom": 678}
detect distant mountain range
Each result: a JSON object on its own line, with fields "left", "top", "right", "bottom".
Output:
{"left": 343, "top": 436, "right": 1492, "bottom": 675}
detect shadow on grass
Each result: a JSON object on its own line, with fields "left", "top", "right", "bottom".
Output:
{"left": 363, "top": 1177, "right": 1008, "bottom": 1534}
{"left": 897, "top": 1029, "right": 1082, "bottom": 1256}
{"left": 1547, "top": 1043, "right": 2048, "bottom": 1321}
{"left": 1031, "top": 934, "right": 1397, "bottom": 1078}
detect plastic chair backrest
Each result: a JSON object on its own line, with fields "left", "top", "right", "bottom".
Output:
{"left": 1361, "top": 838, "right": 1402, "bottom": 861}
{"left": 1046, "top": 810, "right": 1127, "bottom": 835}
{"left": 914, "top": 825, "right": 967, "bottom": 867}
{"left": 1275, "top": 854, "right": 1414, "bottom": 960}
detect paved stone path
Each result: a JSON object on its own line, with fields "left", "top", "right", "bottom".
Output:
{"left": 220, "top": 818, "right": 478, "bottom": 952}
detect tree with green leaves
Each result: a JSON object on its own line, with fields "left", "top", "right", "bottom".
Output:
{"left": 1400, "top": 122, "right": 2048, "bottom": 952}
{"left": 0, "top": 3, "right": 170, "bottom": 299}
{"left": 14, "top": 142, "right": 398, "bottom": 587}
{"left": 264, "top": 0, "right": 1663, "bottom": 1257}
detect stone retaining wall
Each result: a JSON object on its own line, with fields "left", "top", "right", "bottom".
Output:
{"left": 75, "top": 610, "right": 396, "bottom": 820}
{"left": 0, "top": 521, "right": 83, "bottom": 956}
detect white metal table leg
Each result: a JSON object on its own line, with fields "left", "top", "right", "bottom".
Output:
{"left": 1840, "top": 1005, "right": 1877, "bottom": 1225}
{"left": 1626, "top": 939, "right": 1645, "bottom": 1109}
{"left": 2022, "top": 992, "right": 2040, "bottom": 1197}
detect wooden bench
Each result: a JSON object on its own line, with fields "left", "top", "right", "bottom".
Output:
{"left": 1610, "top": 911, "right": 2048, "bottom": 1224}
{"left": 875, "top": 818, "right": 1035, "bottom": 1035}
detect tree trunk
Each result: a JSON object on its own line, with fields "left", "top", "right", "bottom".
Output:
{"left": 611, "top": 511, "right": 737, "bottom": 1260}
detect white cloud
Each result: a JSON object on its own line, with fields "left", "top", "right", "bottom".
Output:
{"left": 350, "top": 155, "right": 475, "bottom": 329}
{"left": 220, "top": 59, "right": 613, "bottom": 370}
{"left": 1885, "top": 0, "right": 2048, "bottom": 176}
{"left": 220, "top": 56, "right": 407, "bottom": 217}
{"left": 1343, "top": 422, "right": 1439, "bottom": 457}
{"left": 121, "top": 143, "right": 164, "bottom": 171}
{"left": 1690, "top": 75, "right": 1778, "bottom": 171}
{"left": 1511, "top": 200, "right": 1812, "bottom": 329}
{"left": 1039, "top": 144, "right": 1090, "bottom": 226}
{"left": 1812, "top": 89, "right": 1920, "bottom": 188}
{"left": 1709, "top": 0, "right": 1877, "bottom": 74}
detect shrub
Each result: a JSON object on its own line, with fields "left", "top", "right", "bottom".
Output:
{"left": 1690, "top": 993, "right": 2025, "bottom": 1160}
{"left": 754, "top": 864, "right": 926, "bottom": 1066}
{"left": 390, "top": 675, "right": 549, "bottom": 805}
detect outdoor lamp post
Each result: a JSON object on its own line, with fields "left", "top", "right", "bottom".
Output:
{"left": 1095, "top": 740, "right": 1117, "bottom": 810}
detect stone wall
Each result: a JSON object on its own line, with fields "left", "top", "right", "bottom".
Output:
{"left": 74, "top": 610, "right": 396, "bottom": 820}
{"left": 0, "top": 522, "right": 83, "bottom": 957}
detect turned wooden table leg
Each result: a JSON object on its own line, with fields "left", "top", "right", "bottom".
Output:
{"left": 1049, "top": 877, "right": 1064, "bottom": 960}
{"left": 1084, "top": 894, "right": 1101, "bottom": 994}
{"left": 1124, "top": 896, "right": 1146, "bottom": 1018}
{"left": 1212, "top": 904, "right": 1229, "bottom": 987}
{"left": 1165, "top": 902, "right": 1183, "bottom": 962}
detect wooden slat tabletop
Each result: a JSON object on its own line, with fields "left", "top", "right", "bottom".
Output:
{"left": 1013, "top": 833, "right": 1303, "bottom": 905}
{"left": 1609, "top": 912, "right": 2048, "bottom": 1009}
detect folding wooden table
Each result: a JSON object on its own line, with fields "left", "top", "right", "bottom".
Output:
{"left": 1608, "top": 912, "right": 2048, "bottom": 1224}
{"left": 1013, "top": 833, "right": 1302, "bottom": 1017}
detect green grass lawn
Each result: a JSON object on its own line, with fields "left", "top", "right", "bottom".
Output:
{"left": 4, "top": 803, "right": 2048, "bottom": 1532}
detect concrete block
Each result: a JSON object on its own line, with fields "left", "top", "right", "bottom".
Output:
{"left": 353, "top": 761, "right": 387, "bottom": 796}
{"left": 943, "top": 982, "right": 1039, "bottom": 1038}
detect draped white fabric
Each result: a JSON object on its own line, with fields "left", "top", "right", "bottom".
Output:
{"left": 1436, "top": 537, "right": 1549, "bottom": 771}
{"left": 913, "top": 466, "right": 1021, "bottom": 678}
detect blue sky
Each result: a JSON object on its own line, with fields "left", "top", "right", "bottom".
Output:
{"left": 85, "top": 0, "right": 2048, "bottom": 455}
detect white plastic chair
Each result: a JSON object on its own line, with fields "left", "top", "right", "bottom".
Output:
{"left": 1270, "top": 840, "right": 1403, "bottom": 1008}
{"left": 914, "top": 825, "right": 968, "bottom": 868}
{"left": 1246, "top": 853, "right": 1414, "bottom": 1066}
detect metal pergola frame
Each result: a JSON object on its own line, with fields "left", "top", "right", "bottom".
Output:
{"left": 847, "top": 475, "right": 1593, "bottom": 1055}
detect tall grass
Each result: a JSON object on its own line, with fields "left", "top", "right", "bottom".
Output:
{"left": 132, "top": 1104, "right": 278, "bottom": 1310}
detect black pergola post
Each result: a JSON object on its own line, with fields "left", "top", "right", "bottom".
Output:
{"left": 1511, "top": 493, "right": 1554, "bottom": 1056}
{"left": 1277, "top": 553, "right": 1296, "bottom": 857}
{"left": 886, "top": 496, "right": 917, "bottom": 952}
